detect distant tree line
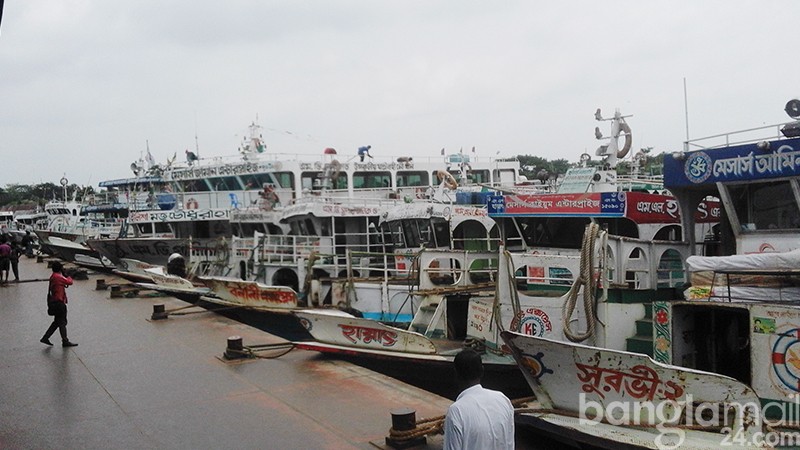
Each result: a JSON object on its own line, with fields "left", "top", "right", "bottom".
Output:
{"left": 0, "top": 151, "right": 666, "bottom": 208}
{"left": 0, "top": 182, "right": 96, "bottom": 210}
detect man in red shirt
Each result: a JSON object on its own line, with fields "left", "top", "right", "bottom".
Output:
{"left": 0, "top": 235, "right": 11, "bottom": 285}
{"left": 40, "top": 261, "right": 78, "bottom": 347}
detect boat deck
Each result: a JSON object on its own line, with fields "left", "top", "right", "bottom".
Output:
{"left": 0, "top": 258, "right": 550, "bottom": 449}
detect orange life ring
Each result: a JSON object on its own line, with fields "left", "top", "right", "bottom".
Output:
{"left": 436, "top": 170, "right": 458, "bottom": 190}
{"left": 186, "top": 198, "right": 199, "bottom": 209}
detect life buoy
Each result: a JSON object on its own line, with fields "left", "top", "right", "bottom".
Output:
{"left": 617, "top": 121, "right": 632, "bottom": 159}
{"left": 186, "top": 198, "right": 199, "bottom": 209}
{"left": 436, "top": 170, "right": 458, "bottom": 190}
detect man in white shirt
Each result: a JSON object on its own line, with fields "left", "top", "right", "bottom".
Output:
{"left": 443, "top": 349, "right": 515, "bottom": 450}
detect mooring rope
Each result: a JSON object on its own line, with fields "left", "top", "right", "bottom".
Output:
{"left": 561, "top": 223, "right": 601, "bottom": 343}
{"left": 224, "top": 343, "right": 296, "bottom": 359}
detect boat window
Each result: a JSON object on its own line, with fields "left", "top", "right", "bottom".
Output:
{"left": 653, "top": 225, "right": 682, "bottom": 241}
{"left": 154, "top": 222, "right": 171, "bottom": 234}
{"left": 596, "top": 218, "right": 639, "bottom": 239}
{"left": 353, "top": 171, "right": 391, "bottom": 189}
{"left": 432, "top": 219, "right": 450, "bottom": 248}
{"left": 180, "top": 180, "right": 211, "bottom": 192}
{"left": 273, "top": 172, "right": 296, "bottom": 191}
{"left": 397, "top": 171, "right": 428, "bottom": 187}
{"left": 657, "top": 249, "right": 686, "bottom": 288}
{"left": 385, "top": 222, "right": 406, "bottom": 248}
{"left": 241, "top": 174, "right": 272, "bottom": 190}
{"left": 302, "top": 171, "right": 347, "bottom": 191}
{"left": 453, "top": 220, "right": 489, "bottom": 251}
{"left": 517, "top": 217, "right": 588, "bottom": 249}
{"left": 209, "top": 176, "right": 242, "bottom": 191}
{"left": 728, "top": 180, "right": 800, "bottom": 231}
{"left": 304, "top": 219, "right": 316, "bottom": 236}
{"left": 468, "top": 259, "right": 497, "bottom": 284}
{"left": 427, "top": 258, "right": 461, "bottom": 286}
{"left": 288, "top": 221, "right": 301, "bottom": 235}
{"left": 468, "top": 170, "right": 490, "bottom": 185}
{"left": 403, "top": 219, "right": 426, "bottom": 248}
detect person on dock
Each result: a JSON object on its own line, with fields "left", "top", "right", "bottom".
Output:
{"left": 21, "top": 230, "right": 34, "bottom": 257}
{"left": 8, "top": 238, "right": 20, "bottom": 282}
{"left": 0, "top": 235, "right": 11, "bottom": 285}
{"left": 40, "top": 261, "right": 78, "bottom": 347}
{"left": 443, "top": 349, "right": 514, "bottom": 450}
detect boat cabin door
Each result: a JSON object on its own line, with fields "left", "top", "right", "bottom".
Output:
{"left": 671, "top": 304, "right": 751, "bottom": 385}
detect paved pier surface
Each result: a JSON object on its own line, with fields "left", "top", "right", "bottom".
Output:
{"left": 0, "top": 258, "right": 553, "bottom": 450}
{"left": 0, "top": 258, "right": 456, "bottom": 449}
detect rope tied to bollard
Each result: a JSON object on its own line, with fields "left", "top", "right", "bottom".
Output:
{"left": 224, "top": 342, "right": 296, "bottom": 360}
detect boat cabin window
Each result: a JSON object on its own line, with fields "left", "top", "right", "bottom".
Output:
{"left": 288, "top": 219, "right": 316, "bottom": 236}
{"left": 382, "top": 218, "right": 450, "bottom": 249}
{"left": 353, "top": 171, "right": 391, "bottom": 189}
{"left": 384, "top": 222, "right": 405, "bottom": 247}
{"left": 728, "top": 180, "right": 800, "bottom": 231}
{"left": 273, "top": 172, "right": 296, "bottom": 192}
{"left": 209, "top": 176, "right": 242, "bottom": 191}
{"left": 396, "top": 171, "right": 429, "bottom": 187}
{"left": 452, "top": 220, "right": 492, "bottom": 250}
{"left": 178, "top": 180, "right": 211, "bottom": 192}
{"left": 241, "top": 174, "right": 273, "bottom": 190}
{"left": 468, "top": 170, "right": 490, "bottom": 185}
{"left": 301, "top": 171, "right": 347, "bottom": 191}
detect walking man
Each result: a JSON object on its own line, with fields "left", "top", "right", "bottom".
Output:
{"left": 443, "top": 349, "right": 514, "bottom": 450}
{"left": 41, "top": 261, "right": 78, "bottom": 347}
{"left": 0, "top": 235, "right": 11, "bottom": 285}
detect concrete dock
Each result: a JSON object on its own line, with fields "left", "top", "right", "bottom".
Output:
{"left": 0, "top": 258, "right": 556, "bottom": 450}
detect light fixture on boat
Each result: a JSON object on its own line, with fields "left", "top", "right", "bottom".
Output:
{"left": 756, "top": 141, "right": 771, "bottom": 151}
{"left": 785, "top": 99, "right": 800, "bottom": 119}
{"left": 780, "top": 121, "right": 800, "bottom": 138}
{"left": 671, "top": 151, "right": 686, "bottom": 161}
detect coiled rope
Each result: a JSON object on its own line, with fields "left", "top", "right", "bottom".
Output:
{"left": 561, "top": 223, "right": 602, "bottom": 342}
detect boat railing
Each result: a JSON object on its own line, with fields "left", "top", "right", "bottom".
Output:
{"left": 683, "top": 122, "right": 792, "bottom": 152}
{"left": 509, "top": 236, "right": 691, "bottom": 293}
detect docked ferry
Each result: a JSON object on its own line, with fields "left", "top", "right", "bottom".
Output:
{"left": 504, "top": 103, "right": 800, "bottom": 449}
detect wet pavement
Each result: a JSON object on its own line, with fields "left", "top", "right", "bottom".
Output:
{"left": 0, "top": 257, "right": 562, "bottom": 449}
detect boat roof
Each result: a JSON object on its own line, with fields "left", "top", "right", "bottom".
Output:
{"left": 99, "top": 176, "right": 165, "bottom": 188}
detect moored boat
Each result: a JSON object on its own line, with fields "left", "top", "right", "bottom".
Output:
{"left": 503, "top": 102, "right": 800, "bottom": 448}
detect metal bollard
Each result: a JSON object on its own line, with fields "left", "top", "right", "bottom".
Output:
{"left": 223, "top": 336, "right": 246, "bottom": 360}
{"left": 109, "top": 285, "right": 123, "bottom": 298}
{"left": 96, "top": 279, "right": 108, "bottom": 290}
{"left": 385, "top": 407, "right": 425, "bottom": 449}
{"left": 151, "top": 304, "right": 167, "bottom": 320}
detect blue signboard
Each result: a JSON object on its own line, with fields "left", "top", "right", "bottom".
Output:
{"left": 665, "top": 137, "right": 800, "bottom": 189}
{"left": 487, "top": 195, "right": 505, "bottom": 215}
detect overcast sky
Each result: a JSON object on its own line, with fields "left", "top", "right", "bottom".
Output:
{"left": 2, "top": 1, "right": 798, "bottom": 187}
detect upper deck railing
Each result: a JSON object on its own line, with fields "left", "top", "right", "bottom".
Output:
{"left": 683, "top": 122, "right": 793, "bottom": 152}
